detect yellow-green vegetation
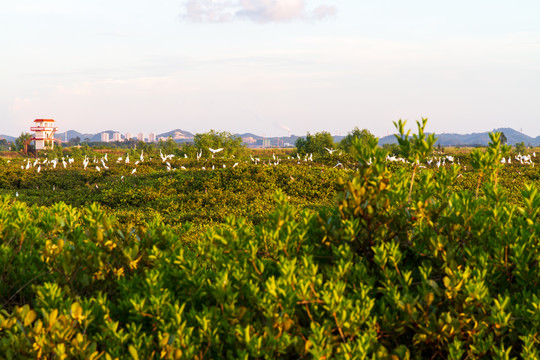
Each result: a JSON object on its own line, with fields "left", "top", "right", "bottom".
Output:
{"left": 0, "top": 121, "right": 539, "bottom": 359}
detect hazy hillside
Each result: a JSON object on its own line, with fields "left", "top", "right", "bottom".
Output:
{"left": 379, "top": 128, "right": 540, "bottom": 146}
{"left": 156, "top": 129, "right": 194, "bottom": 142}
{"left": 0, "top": 134, "right": 16, "bottom": 142}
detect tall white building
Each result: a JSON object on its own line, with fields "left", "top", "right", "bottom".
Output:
{"left": 137, "top": 133, "right": 144, "bottom": 142}
{"left": 125, "top": 132, "right": 132, "bottom": 141}
{"left": 101, "top": 133, "right": 110, "bottom": 142}
{"left": 148, "top": 132, "right": 156, "bottom": 142}
{"left": 113, "top": 132, "right": 122, "bottom": 142}
{"left": 31, "top": 119, "right": 58, "bottom": 150}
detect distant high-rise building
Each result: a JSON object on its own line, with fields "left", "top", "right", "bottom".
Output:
{"left": 137, "top": 133, "right": 144, "bottom": 142}
{"left": 148, "top": 132, "right": 156, "bottom": 142}
{"left": 113, "top": 132, "right": 122, "bottom": 142}
{"left": 101, "top": 133, "right": 109, "bottom": 142}
{"left": 125, "top": 132, "right": 132, "bottom": 141}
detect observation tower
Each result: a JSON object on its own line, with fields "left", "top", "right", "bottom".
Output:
{"left": 30, "top": 119, "right": 58, "bottom": 150}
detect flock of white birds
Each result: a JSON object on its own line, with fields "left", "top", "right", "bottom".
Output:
{"left": 5, "top": 147, "right": 536, "bottom": 201}
{"left": 5, "top": 148, "right": 537, "bottom": 176}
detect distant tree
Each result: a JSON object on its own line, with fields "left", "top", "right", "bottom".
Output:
{"left": 69, "top": 136, "right": 81, "bottom": 145}
{"left": 194, "top": 130, "right": 244, "bottom": 157}
{"left": 339, "top": 127, "right": 375, "bottom": 155}
{"left": 0, "top": 139, "right": 9, "bottom": 151}
{"left": 295, "top": 131, "right": 335, "bottom": 156}
{"left": 135, "top": 141, "right": 156, "bottom": 156}
{"left": 500, "top": 132, "right": 508, "bottom": 145}
{"left": 382, "top": 143, "right": 402, "bottom": 156}
{"left": 43, "top": 144, "right": 64, "bottom": 160}
{"left": 158, "top": 137, "right": 178, "bottom": 155}
{"left": 15, "top": 132, "right": 33, "bottom": 155}
{"left": 515, "top": 141, "right": 527, "bottom": 154}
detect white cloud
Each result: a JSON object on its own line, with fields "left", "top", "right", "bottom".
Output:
{"left": 180, "top": 0, "right": 337, "bottom": 23}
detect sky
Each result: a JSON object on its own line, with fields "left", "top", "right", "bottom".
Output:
{"left": 1, "top": 0, "right": 539, "bottom": 138}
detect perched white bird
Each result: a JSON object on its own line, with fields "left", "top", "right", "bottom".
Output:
{"left": 96, "top": 166, "right": 100, "bottom": 172}
{"left": 140, "top": 150, "right": 144, "bottom": 162}
{"left": 37, "top": 165, "right": 41, "bottom": 173}
{"left": 233, "top": 162, "right": 239, "bottom": 168}
{"left": 131, "top": 168, "right": 137, "bottom": 174}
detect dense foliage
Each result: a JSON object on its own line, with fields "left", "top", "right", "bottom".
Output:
{"left": 295, "top": 132, "right": 335, "bottom": 156}
{"left": 0, "top": 122, "right": 539, "bottom": 359}
{"left": 193, "top": 130, "right": 244, "bottom": 158}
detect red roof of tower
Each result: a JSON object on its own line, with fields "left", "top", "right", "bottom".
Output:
{"left": 34, "top": 119, "right": 55, "bottom": 122}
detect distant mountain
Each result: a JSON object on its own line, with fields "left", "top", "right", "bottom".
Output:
{"left": 378, "top": 128, "right": 540, "bottom": 146}
{"left": 0, "top": 134, "right": 16, "bottom": 142}
{"left": 236, "top": 133, "right": 264, "bottom": 140}
{"left": 157, "top": 129, "right": 194, "bottom": 142}
{"left": 55, "top": 130, "right": 98, "bottom": 142}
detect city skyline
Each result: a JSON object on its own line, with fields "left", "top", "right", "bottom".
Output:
{"left": 1, "top": 1, "right": 539, "bottom": 138}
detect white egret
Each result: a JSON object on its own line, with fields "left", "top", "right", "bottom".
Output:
{"left": 209, "top": 148, "right": 223, "bottom": 158}
{"left": 325, "top": 147, "right": 338, "bottom": 154}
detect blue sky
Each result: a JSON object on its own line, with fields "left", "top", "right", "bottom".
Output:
{"left": 1, "top": 0, "right": 539, "bottom": 138}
